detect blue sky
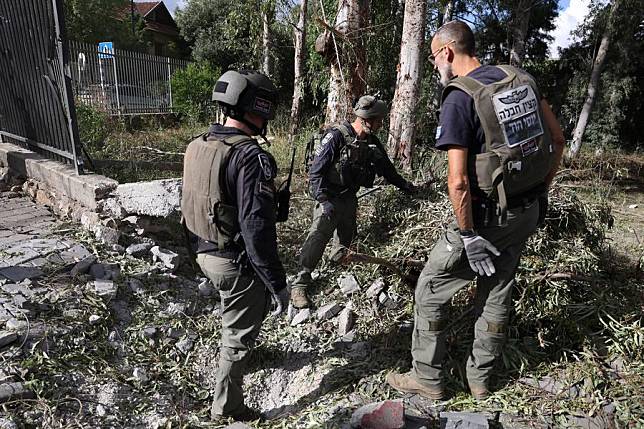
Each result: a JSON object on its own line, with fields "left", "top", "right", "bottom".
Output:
{"left": 157, "top": 0, "right": 591, "bottom": 58}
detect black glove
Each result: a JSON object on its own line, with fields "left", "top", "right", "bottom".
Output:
{"left": 271, "top": 287, "right": 290, "bottom": 316}
{"left": 537, "top": 193, "right": 548, "bottom": 228}
{"left": 320, "top": 200, "right": 334, "bottom": 218}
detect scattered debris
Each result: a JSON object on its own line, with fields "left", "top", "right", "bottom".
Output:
{"left": 0, "top": 331, "right": 17, "bottom": 348}
{"left": 366, "top": 278, "right": 386, "bottom": 298}
{"left": 0, "top": 383, "right": 32, "bottom": 402}
{"left": 440, "top": 412, "right": 490, "bottom": 429}
{"left": 126, "top": 242, "right": 153, "bottom": 257}
{"left": 70, "top": 255, "right": 97, "bottom": 276}
{"left": 91, "top": 280, "right": 118, "bottom": 301}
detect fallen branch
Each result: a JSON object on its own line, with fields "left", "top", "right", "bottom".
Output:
{"left": 139, "top": 146, "right": 184, "bottom": 156}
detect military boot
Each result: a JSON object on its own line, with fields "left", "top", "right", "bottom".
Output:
{"left": 386, "top": 372, "right": 445, "bottom": 400}
{"left": 468, "top": 382, "right": 490, "bottom": 400}
{"left": 290, "top": 287, "right": 311, "bottom": 309}
{"left": 211, "top": 405, "right": 264, "bottom": 423}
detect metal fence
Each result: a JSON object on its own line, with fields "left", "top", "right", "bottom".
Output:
{"left": 0, "top": 0, "right": 84, "bottom": 173}
{"left": 69, "top": 41, "right": 190, "bottom": 116}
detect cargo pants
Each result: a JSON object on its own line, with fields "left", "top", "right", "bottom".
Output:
{"left": 412, "top": 200, "right": 540, "bottom": 389}
{"left": 196, "top": 253, "right": 271, "bottom": 417}
{"left": 292, "top": 194, "right": 358, "bottom": 289}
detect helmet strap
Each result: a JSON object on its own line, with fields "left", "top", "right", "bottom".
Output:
{"left": 222, "top": 105, "right": 270, "bottom": 145}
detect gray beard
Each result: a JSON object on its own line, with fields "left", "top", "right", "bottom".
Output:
{"left": 439, "top": 64, "right": 454, "bottom": 87}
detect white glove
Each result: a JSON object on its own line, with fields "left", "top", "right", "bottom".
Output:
{"left": 271, "top": 287, "right": 290, "bottom": 316}
{"left": 462, "top": 235, "right": 501, "bottom": 276}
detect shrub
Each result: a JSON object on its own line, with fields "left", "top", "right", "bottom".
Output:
{"left": 75, "top": 102, "right": 111, "bottom": 152}
{"left": 171, "top": 62, "right": 220, "bottom": 124}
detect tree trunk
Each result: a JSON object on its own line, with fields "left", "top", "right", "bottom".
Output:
{"left": 325, "top": 0, "right": 370, "bottom": 125}
{"left": 387, "top": 0, "right": 426, "bottom": 170}
{"left": 288, "top": 0, "right": 308, "bottom": 147}
{"left": 261, "top": 1, "right": 274, "bottom": 76}
{"left": 567, "top": 0, "right": 620, "bottom": 160}
{"left": 509, "top": 0, "right": 531, "bottom": 67}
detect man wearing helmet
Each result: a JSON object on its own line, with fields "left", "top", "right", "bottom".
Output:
{"left": 290, "top": 95, "right": 417, "bottom": 309}
{"left": 181, "top": 70, "right": 289, "bottom": 422}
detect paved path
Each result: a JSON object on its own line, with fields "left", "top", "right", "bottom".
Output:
{"left": 0, "top": 192, "right": 90, "bottom": 322}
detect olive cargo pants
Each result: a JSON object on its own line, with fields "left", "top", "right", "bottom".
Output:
{"left": 196, "top": 254, "right": 270, "bottom": 417}
{"left": 292, "top": 194, "right": 358, "bottom": 288}
{"left": 412, "top": 201, "right": 540, "bottom": 388}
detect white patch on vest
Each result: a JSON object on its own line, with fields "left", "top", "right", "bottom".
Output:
{"left": 446, "top": 244, "right": 453, "bottom": 252}
{"left": 315, "top": 133, "right": 333, "bottom": 157}
{"left": 435, "top": 126, "right": 442, "bottom": 140}
{"left": 492, "top": 84, "right": 544, "bottom": 148}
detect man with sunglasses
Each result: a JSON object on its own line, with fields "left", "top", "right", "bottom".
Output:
{"left": 290, "top": 95, "right": 417, "bottom": 309}
{"left": 387, "top": 21, "right": 565, "bottom": 400}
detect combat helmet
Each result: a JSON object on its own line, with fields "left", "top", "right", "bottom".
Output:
{"left": 212, "top": 70, "right": 278, "bottom": 120}
{"left": 353, "top": 95, "right": 387, "bottom": 119}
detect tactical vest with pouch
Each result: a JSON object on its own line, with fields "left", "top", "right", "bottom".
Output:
{"left": 307, "top": 124, "right": 376, "bottom": 197}
{"left": 181, "top": 133, "right": 254, "bottom": 250}
{"left": 442, "top": 65, "right": 554, "bottom": 223}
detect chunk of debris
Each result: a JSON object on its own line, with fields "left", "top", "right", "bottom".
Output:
{"left": 366, "top": 278, "right": 386, "bottom": 298}
{"left": 290, "top": 308, "right": 311, "bottom": 326}
{"left": 126, "top": 277, "right": 144, "bottom": 294}
{"left": 143, "top": 327, "right": 157, "bottom": 338}
{"left": 4, "top": 319, "right": 27, "bottom": 332}
{"left": 378, "top": 291, "right": 398, "bottom": 309}
{"left": 0, "top": 382, "right": 33, "bottom": 402}
{"left": 0, "top": 331, "right": 17, "bottom": 348}
{"left": 338, "top": 273, "right": 360, "bottom": 295}
{"left": 126, "top": 242, "right": 153, "bottom": 257}
{"left": 132, "top": 367, "right": 149, "bottom": 384}
{"left": 150, "top": 246, "right": 180, "bottom": 271}
{"left": 91, "top": 279, "right": 118, "bottom": 301}
{"left": 350, "top": 400, "right": 405, "bottom": 429}
{"left": 338, "top": 306, "right": 356, "bottom": 336}
{"left": 440, "top": 412, "right": 490, "bottom": 429}
{"left": 176, "top": 337, "right": 194, "bottom": 354}
{"left": 70, "top": 255, "right": 97, "bottom": 276}
{"left": 88, "top": 315, "right": 101, "bottom": 325}
{"left": 0, "top": 266, "right": 43, "bottom": 282}
{"left": 89, "top": 263, "right": 121, "bottom": 280}
{"left": 94, "top": 226, "right": 121, "bottom": 246}
{"left": 317, "top": 302, "right": 343, "bottom": 320}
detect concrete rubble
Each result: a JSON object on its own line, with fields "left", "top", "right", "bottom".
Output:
{"left": 350, "top": 400, "right": 405, "bottom": 429}
{"left": 338, "top": 273, "right": 361, "bottom": 295}
{"left": 337, "top": 305, "right": 356, "bottom": 336}
{"left": 150, "top": 246, "right": 180, "bottom": 271}
{"left": 291, "top": 308, "right": 311, "bottom": 326}
{"left": 317, "top": 301, "right": 343, "bottom": 320}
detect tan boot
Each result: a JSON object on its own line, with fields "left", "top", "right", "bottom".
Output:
{"left": 468, "top": 382, "right": 490, "bottom": 400}
{"left": 290, "top": 287, "right": 311, "bottom": 309}
{"left": 386, "top": 372, "right": 445, "bottom": 400}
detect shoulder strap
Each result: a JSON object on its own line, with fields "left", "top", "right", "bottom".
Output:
{"left": 496, "top": 65, "right": 518, "bottom": 79}
{"left": 222, "top": 134, "right": 255, "bottom": 146}
{"left": 333, "top": 124, "right": 354, "bottom": 146}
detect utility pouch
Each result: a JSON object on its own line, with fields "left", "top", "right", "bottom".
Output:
{"left": 276, "top": 183, "right": 291, "bottom": 222}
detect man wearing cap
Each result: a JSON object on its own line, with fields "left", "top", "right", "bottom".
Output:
{"left": 181, "top": 70, "right": 289, "bottom": 422}
{"left": 290, "top": 95, "right": 417, "bottom": 309}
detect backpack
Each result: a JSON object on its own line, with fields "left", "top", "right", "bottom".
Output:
{"left": 443, "top": 65, "right": 555, "bottom": 223}
{"left": 303, "top": 124, "right": 353, "bottom": 173}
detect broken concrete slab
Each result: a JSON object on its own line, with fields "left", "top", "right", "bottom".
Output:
{"left": 317, "top": 302, "right": 343, "bottom": 320}
{"left": 223, "top": 423, "right": 255, "bottom": 429}
{"left": 91, "top": 280, "right": 118, "bottom": 301}
{"left": 0, "top": 266, "right": 44, "bottom": 282}
{"left": 291, "top": 308, "right": 311, "bottom": 326}
{"left": 338, "top": 307, "right": 356, "bottom": 336}
{"left": 126, "top": 242, "right": 153, "bottom": 257}
{"left": 113, "top": 179, "right": 181, "bottom": 217}
{"left": 366, "top": 278, "right": 386, "bottom": 298}
{"left": 89, "top": 263, "right": 121, "bottom": 281}
{"left": 150, "top": 246, "right": 180, "bottom": 271}
{"left": 4, "top": 318, "right": 27, "bottom": 332}
{"left": 440, "top": 412, "right": 489, "bottom": 429}
{"left": 70, "top": 255, "right": 97, "bottom": 276}
{"left": 0, "top": 331, "right": 17, "bottom": 348}
{"left": 338, "top": 273, "right": 360, "bottom": 295}
{"left": 350, "top": 400, "right": 405, "bottom": 429}
{"left": 0, "top": 382, "right": 33, "bottom": 402}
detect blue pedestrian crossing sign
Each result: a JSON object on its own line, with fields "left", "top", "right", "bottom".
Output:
{"left": 98, "top": 42, "right": 114, "bottom": 58}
